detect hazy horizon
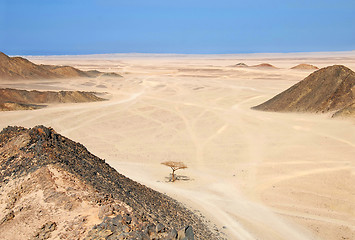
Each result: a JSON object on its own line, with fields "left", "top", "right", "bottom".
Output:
{"left": 1, "top": 0, "right": 354, "bottom": 56}
{"left": 9, "top": 50, "right": 355, "bottom": 58}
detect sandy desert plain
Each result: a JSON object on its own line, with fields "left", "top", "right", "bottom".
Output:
{"left": 0, "top": 52, "right": 355, "bottom": 240}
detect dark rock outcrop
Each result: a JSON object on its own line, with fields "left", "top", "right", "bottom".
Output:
{"left": 33, "top": 222, "right": 57, "bottom": 240}
{"left": 177, "top": 225, "right": 195, "bottom": 240}
{"left": 252, "top": 65, "right": 355, "bottom": 116}
{"left": 0, "top": 211, "right": 15, "bottom": 225}
{"left": 0, "top": 126, "right": 218, "bottom": 239}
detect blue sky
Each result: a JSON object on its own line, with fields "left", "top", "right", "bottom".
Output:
{"left": 1, "top": 0, "right": 354, "bottom": 55}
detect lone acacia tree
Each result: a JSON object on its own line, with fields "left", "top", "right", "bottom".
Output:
{"left": 161, "top": 161, "right": 187, "bottom": 182}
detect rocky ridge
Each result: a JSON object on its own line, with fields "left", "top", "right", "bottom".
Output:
{"left": 0, "top": 88, "right": 105, "bottom": 111}
{"left": 0, "top": 126, "right": 219, "bottom": 239}
{"left": 0, "top": 52, "right": 121, "bottom": 80}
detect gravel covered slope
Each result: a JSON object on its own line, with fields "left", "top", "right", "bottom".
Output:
{"left": 0, "top": 125, "right": 219, "bottom": 239}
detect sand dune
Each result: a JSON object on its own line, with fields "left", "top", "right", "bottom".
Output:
{"left": 0, "top": 52, "right": 354, "bottom": 240}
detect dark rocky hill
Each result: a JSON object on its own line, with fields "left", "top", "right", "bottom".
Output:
{"left": 252, "top": 65, "right": 355, "bottom": 116}
{"left": 0, "top": 126, "right": 218, "bottom": 239}
{"left": 0, "top": 52, "right": 121, "bottom": 80}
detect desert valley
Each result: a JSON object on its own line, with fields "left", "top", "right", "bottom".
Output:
{"left": 0, "top": 51, "right": 355, "bottom": 240}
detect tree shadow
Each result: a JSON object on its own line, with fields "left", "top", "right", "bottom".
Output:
{"left": 164, "top": 174, "right": 192, "bottom": 182}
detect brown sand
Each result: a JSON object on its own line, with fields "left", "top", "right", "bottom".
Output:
{"left": 0, "top": 51, "right": 354, "bottom": 240}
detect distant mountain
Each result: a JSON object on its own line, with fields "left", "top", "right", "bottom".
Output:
{"left": 230, "top": 63, "right": 278, "bottom": 69}
{"left": 250, "top": 63, "right": 277, "bottom": 69}
{"left": 252, "top": 65, "right": 355, "bottom": 117}
{"left": 232, "top": 63, "right": 248, "bottom": 67}
{"left": 291, "top": 64, "right": 319, "bottom": 70}
{"left": 0, "top": 125, "right": 216, "bottom": 239}
{"left": 0, "top": 52, "right": 121, "bottom": 80}
{"left": 0, "top": 88, "right": 105, "bottom": 111}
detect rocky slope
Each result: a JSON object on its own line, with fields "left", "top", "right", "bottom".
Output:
{"left": 332, "top": 103, "right": 355, "bottom": 118}
{"left": 0, "top": 88, "right": 105, "bottom": 111}
{"left": 252, "top": 65, "right": 355, "bottom": 117}
{"left": 0, "top": 52, "right": 121, "bottom": 80}
{"left": 0, "top": 126, "right": 218, "bottom": 239}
